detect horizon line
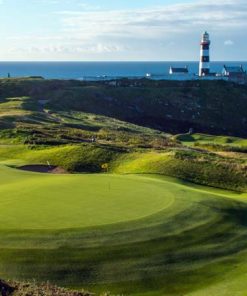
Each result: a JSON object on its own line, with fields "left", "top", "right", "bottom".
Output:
{"left": 0, "top": 60, "right": 247, "bottom": 63}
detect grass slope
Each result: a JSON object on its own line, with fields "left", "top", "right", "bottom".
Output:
{"left": 0, "top": 143, "right": 246, "bottom": 192}
{"left": 0, "top": 144, "right": 122, "bottom": 172}
{"left": 0, "top": 78, "right": 247, "bottom": 295}
{"left": 176, "top": 133, "right": 247, "bottom": 154}
{"left": 176, "top": 133, "right": 247, "bottom": 147}
{"left": 0, "top": 95, "right": 169, "bottom": 148}
{"left": 111, "top": 150, "right": 247, "bottom": 192}
{"left": 0, "top": 166, "right": 247, "bottom": 295}
{"left": 0, "top": 78, "right": 246, "bottom": 192}
{"left": 1, "top": 78, "right": 247, "bottom": 137}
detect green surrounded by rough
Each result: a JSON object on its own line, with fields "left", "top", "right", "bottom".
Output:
{"left": 1, "top": 165, "right": 247, "bottom": 295}
{"left": 0, "top": 79, "right": 247, "bottom": 295}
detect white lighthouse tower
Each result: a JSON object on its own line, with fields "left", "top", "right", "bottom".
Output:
{"left": 199, "top": 31, "right": 211, "bottom": 76}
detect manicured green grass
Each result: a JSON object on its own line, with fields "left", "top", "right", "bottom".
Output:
{"left": 0, "top": 165, "right": 174, "bottom": 229}
{"left": 1, "top": 166, "right": 247, "bottom": 295}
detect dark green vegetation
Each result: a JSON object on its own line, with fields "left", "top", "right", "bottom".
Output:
{"left": 0, "top": 78, "right": 247, "bottom": 295}
{"left": 1, "top": 77, "right": 247, "bottom": 137}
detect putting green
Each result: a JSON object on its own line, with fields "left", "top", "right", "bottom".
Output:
{"left": 1, "top": 164, "right": 247, "bottom": 296}
{"left": 0, "top": 165, "right": 174, "bottom": 229}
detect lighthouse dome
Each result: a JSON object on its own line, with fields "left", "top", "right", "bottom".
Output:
{"left": 202, "top": 31, "right": 210, "bottom": 43}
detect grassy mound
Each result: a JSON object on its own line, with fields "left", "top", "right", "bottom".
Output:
{"left": 0, "top": 144, "right": 122, "bottom": 172}
{"left": 112, "top": 150, "right": 247, "bottom": 192}
{"left": 0, "top": 143, "right": 246, "bottom": 192}
{"left": 176, "top": 133, "right": 247, "bottom": 146}
{"left": 0, "top": 94, "right": 170, "bottom": 148}
{"left": 176, "top": 133, "right": 247, "bottom": 153}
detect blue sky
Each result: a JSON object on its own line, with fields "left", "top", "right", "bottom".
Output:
{"left": 0, "top": 0, "right": 246, "bottom": 61}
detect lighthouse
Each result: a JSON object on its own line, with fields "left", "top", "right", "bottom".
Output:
{"left": 199, "top": 31, "right": 211, "bottom": 76}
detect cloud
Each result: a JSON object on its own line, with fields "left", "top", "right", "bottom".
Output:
{"left": 78, "top": 2, "right": 101, "bottom": 11}
{"left": 224, "top": 40, "right": 234, "bottom": 46}
{"left": 57, "top": 0, "right": 247, "bottom": 40}
{"left": 3, "top": 0, "right": 247, "bottom": 60}
{"left": 14, "top": 43, "right": 125, "bottom": 54}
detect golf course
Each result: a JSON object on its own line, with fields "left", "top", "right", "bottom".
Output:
{"left": 0, "top": 78, "right": 247, "bottom": 295}
{"left": 1, "top": 164, "right": 247, "bottom": 295}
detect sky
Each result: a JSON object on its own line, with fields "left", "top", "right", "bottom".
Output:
{"left": 0, "top": 0, "right": 247, "bottom": 61}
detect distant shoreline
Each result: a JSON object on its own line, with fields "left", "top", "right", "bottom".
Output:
{"left": 0, "top": 61, "right": 247, "bottom": 80}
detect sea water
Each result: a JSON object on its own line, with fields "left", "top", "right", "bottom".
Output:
{"left": 0, "top": 61, "right": 246, "bottom": 80}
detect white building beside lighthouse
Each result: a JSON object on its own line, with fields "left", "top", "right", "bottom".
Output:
{"left": 199, "top": 31, "right": 211, "bottom": 76}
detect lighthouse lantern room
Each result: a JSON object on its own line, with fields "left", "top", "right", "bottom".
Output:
{"left": 199, "top": 31, "right": 211, "bottom": 76}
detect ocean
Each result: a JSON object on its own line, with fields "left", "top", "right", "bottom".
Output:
{"left": 0, "top": 61, "right": 246, "bottom": 80}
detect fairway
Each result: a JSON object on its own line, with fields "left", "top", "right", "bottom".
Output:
{"left": 0, "top": 165, "right": 174, "bottom": 229}
{"left": 1, "top": 165, "right": 247, "bottom": 296}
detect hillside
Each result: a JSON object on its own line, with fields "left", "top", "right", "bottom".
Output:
{"left": 0, "top": 78, "right": 247, "bottom": 295}
{"left": 0, "top": 78, "right": 247, "bottom": 137}
{"left": 0, "top": 78, "right": 246, "bottom": 192}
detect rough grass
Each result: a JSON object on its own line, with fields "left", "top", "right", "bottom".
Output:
{"left": 111, "top": 150, "right": 247, "bottom": 192}
{"left": 1, "top": 78, "right": 247, "bottom": 137}
{"left": 0, "top": 97, "right": 32, "bottom": 118}
{"left": 0, "top": 143, "right": 246, "bottom": 191}
{"left": 176, "top": 133, "right": 247, "bottom": 153}
{"left": 177, "top": 133, "right": 247, "bottom": 146}
{"left": 2, "top": 279, "right": 94, "bottom": 296}
{"left": 0, "top": 144, "right": 122, "bottom": 172}
{"left": 0, "top": 95, "right": 170, "bottom": 148}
